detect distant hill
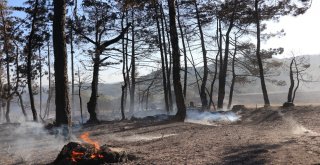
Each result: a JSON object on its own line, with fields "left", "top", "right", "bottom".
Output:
{"left": 4, "top": 55, "right": 320, "bottom": 122}
{"left": 97, "top": 54, "right": 320, "bottom": 107}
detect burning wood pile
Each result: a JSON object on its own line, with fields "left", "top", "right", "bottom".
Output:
{"left": 53, "top": 132, "right": 127, "bottom": 165}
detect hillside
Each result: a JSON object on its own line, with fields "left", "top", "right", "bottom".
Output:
{"left": 98, "top": 55, "right": 320, "bottom": 107}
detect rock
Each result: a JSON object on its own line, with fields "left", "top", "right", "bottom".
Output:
{"left": 232, "top": 105, "right": 246, "bottom": 112}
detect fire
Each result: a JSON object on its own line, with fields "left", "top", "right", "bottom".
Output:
{"left": 71, "top": 151, "right": 84, "bottom": 162}
{"left": 80, "top": 132, "right": 100, "bottom": 150}
{"left": 70, "top": 132, "right": 104, "bottom": 162}
{"left": 90, "top": 154, "right": 104, "bottom": 159}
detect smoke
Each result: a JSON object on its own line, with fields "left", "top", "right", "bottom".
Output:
{"left": 185, "top": 109, "right": 241, "bottom": 126}
{"left": 0, "top": 121, "right": 68, "bottom": 164}
{"left": 107, "top": 133, "right": 177, "bottom": 142}
{"left": 278, "top": 111, "right": 319, "bottom": 136}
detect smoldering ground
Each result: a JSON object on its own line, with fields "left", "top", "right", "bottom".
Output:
{"left": 0, "top": 121, "right": 72, "bottom": 164}
{"left": 1, "top": 106, "right": 320, "bottom": 164}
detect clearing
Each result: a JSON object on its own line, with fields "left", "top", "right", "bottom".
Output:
{"left": 1, "top": 106, "right": 320, "bottom": 164}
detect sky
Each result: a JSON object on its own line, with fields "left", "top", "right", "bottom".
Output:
{"left": 263, "top": 0, "right": 320, "bottom": 58}
{"left": 6, "top": 0, "right": 320, "bottom": 83}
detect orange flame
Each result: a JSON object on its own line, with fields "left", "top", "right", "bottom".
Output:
{"left": 80, "top": 132, "right": 100, "bottom": 150}
{"left": 90, "top": 154, "right": 104, "bottom": 159}
{"left": 71, "top": 151, "right": 84, "bottom": 162}
{"left": 70, "top": 132, "right": 104, "bottom": 162}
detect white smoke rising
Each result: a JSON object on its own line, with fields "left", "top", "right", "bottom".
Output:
{"left": 185, "top": 110, "right": 241, "bottom": 125}
{"left": 0, "top": 121, "right": 68, "bottom": 164}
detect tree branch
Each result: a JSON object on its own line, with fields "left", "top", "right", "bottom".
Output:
{"left": 99, "top": 23, "right": 131, "bottom": 50}
{"left": 72, "top": 26, "right": 97, "bottom": 45}
{"left": 99, "top": 56, "right": 111, "bottom": 64}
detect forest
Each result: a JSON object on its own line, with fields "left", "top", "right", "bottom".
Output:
{"left": 0, "top": 0, "right": 320, "bottom": 164}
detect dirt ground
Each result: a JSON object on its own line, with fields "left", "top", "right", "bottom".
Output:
{"left": 1, "top": 106, "right": 320, "bottom": 165}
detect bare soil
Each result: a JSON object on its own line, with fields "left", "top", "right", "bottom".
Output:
{"left": 1, "top": 106, "right": 320, "bottom": 165}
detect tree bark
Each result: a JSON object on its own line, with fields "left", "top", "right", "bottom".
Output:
{"left": 1, "top": 7, "right": 11, "bottom": 122}
{"left": 39, "top": 48, "right": 42, "bottom": 119}
{"left": 194, "top": 1, "right": 208, "bottom": 109}
{"left": 217, "top": 13, "right": 234, "bottom": 109}
{"left": 287, "top": 58, "right": 295, "bottom": 103}
{"left": 176, "top": 0, "right": 188, "bottom": 98}
{"left": 209, "top": 19, "right": 220, "bottom": 110}
{"left": 120, "top": 11, "right": 127, "bottom": 120}
{"left": 155, "top": 2, "right": 169, "bottom": 112}
{"left": 227, "top": 36, "right": 237, "bottom": 109}
{"left": 77, "top": 67, "right": 84, "bottom": 124}
{"left": 161, "top": 5, "right": 173, "bottom": 111}
{"left": 53, "top": 0, "right": 71, "bottom": 126}
{"left": 255, "top": 0, "right": 270, "bottom": 107}
{"left": 167, "top": 0, "right": 186, "bottom": 121}
{"left": 26, "top": 0, "right": 39, "bottom": 122}
{"left": 292, "top": 58, "right": 300, "bottom": 102}
{"left": 44, "top": 41, "right": 51, "bottom": 119}
{"left": 17, "top": 93, "right": 27, "bottom": 119}
{"left": 13, "top": 44, "right": 28, "bottom": 119}
{"left": 87, "top": 54, "right": 100, "bottom": 123}
{"left": 185, "top": 31, "right": 201, "bottom": 96}
{"left": 70, "top": 21, "right": 75, "bottom": 117}
{"left": 129, "top": 9, "right": 135, "bottom": 115}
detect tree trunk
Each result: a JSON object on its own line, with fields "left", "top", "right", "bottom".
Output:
{"left": 287, "top": 58, "right": 295, "bottom": 102}
{"left": 44, "top": 87, "right": 53, "bottom": 119}
{"left": 155, "top": 2, "right": 169, "bottom": 112}
{"left": 227, "top": 36, "right": 237, "bottom": 109}
{"left": 167, "top": 0, "right": 186, "bottom": 121}
{"left": 26, "top": 0, "right": 39, "bottom": 122}
{"left": 5, "top": 100, "right": 10, "bottom": 123}
{"left": 4, "top": 31, "right": 10, "bottom": 123}
{"left": 161, "top": 5, "right": 173, "bottom": 111}
{"left": 17, "top": 93, "right": 27, "bottom": 119}
{"left": 176, "top": 0, "right": 188, "bottom": 98}
{"left": 70, "top": 21, "right": 75, "bottom": 118}
{"left": 185, "top": 31, "right": 201, "bottom": 96}
{"left": 208, "top": 53, "right": 218, "bottom": 111}
{"left": 209, "top": 19, "right": 221, "bottom": 110}
{"left": 208, "top": 19, "right": 220, "bottom": 110}
{"left": 44, "top": 41, "right": 51, "bottom": 119}
{"left": 77, "top": 67, "right": 84, "bottom": 124}
{"left": 87, "top": 54, "right": 100, "bottom": 123}
{"left": 1, "top": 6, "right": 11, "bottom": 122}
{"left": 255, "top": 0, "right": 270, "bottom": 107}
{"left": 53, "top": 0, "right": 71, "bottom": 127}
{"left": 292, "top": 58, "right": 299, "bottom": 102}
{"left": 13, "top": 44, "right": 28, "bottom": 120}
{"left": 79, "top": 87, "right": 83, "bottom": 124}
{"left": 194, "top": 1, "right": 208, "bottom": 109}
{"left": 120, "top": 85, "right": 126, "bottom": 120}
{"left": 129, "top": 10, "right": 135, "bottom": 115}
{"left": 39, "top": 48, "right": 42, "bottom": 118}
{"left": 0, "top": 65, "right": 2, "bottom": 122}
{"left": 217, "top": 20, "right": 234, "bottom": 109}
{"left": 120, "top": 11, "right": 127, "bottom": 120}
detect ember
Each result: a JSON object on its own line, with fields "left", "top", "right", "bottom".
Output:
{"left": 52, "top": 132, "right": 127, "bottom": 165}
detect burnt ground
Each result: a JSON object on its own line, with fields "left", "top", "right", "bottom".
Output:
{"left": 1, "top": 106, "right": 320, "bottom": 165}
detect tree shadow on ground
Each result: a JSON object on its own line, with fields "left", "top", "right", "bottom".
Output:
{"left": 219, "top": 143, "right": 283, "bottom": 165}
